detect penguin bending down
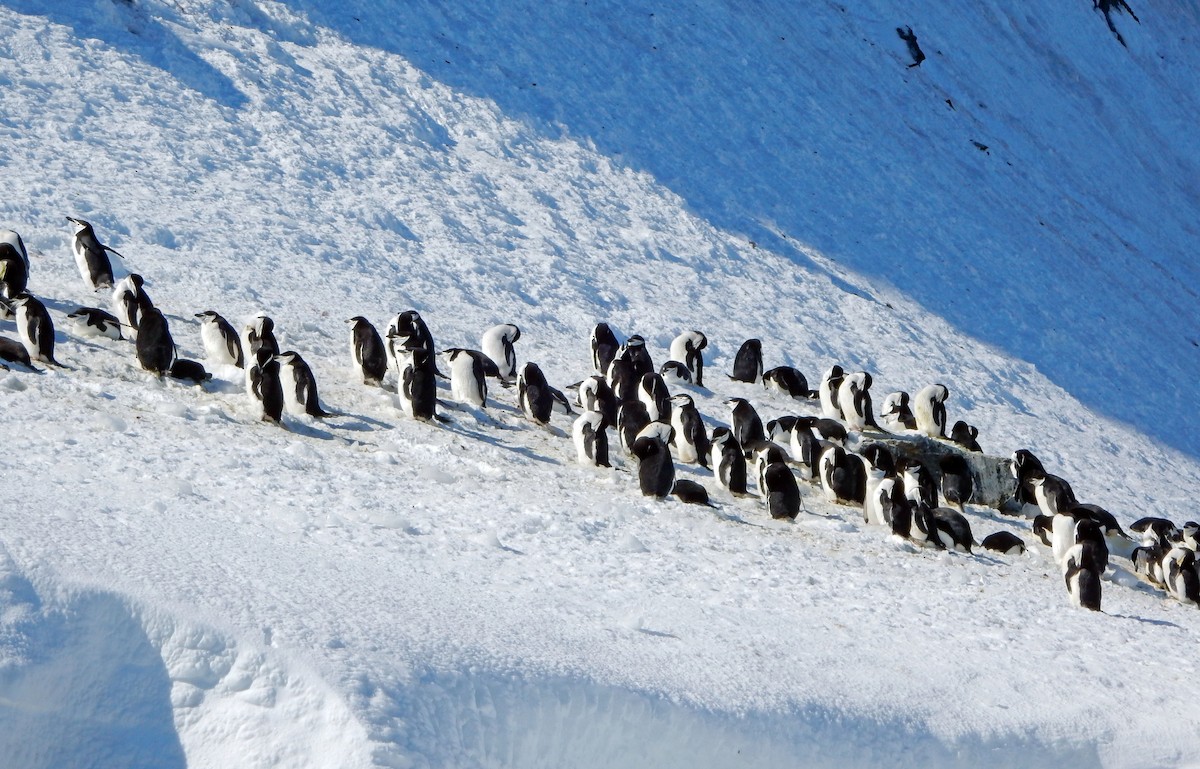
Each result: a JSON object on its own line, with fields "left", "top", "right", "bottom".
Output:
{"left": 444, "top": 348, "right": 488, "bottom": 408}
{"left": 0, "top": 242, "right": 28, "bottom": 299}
{"left": 669, "top": 330, "right": 707, "bottom": 387}
{"left": 1063, "top": 541, "right": 1103, "bottom": 611}
{"left": 730, "top": 339, "right": 763, "bottom": 383}
{"left": 837, "top": 371, "right": 883, "bottom": 432}
{"left": 913, "top": 383, "right": 949, "bottom": 438}
{"left": 196, "top": 310, "right": 244, "bottom": 368}
{"left": 631, "top": 435, "right": 675, "bottom": 498}
{"left": 1162, "top": 547, "right": 1200, "bottom": 606}
{"left": 399, "top": 348, "right": 439, "bottom": 421}
{"left": 573, "top": 411, "right": 610, "bottom": 467}
{"left": 859, "top": 443, "right": 896, "bottom": 526}
{"left": 13, "top": 293, "right": 60, "bottom": 366}
{"left": 981, "top": 531, "right": 1026, "bottom": 555}
{"left": 0, "top": 229, "right": 29, "bottom": 271}
{"left": 112, "top": 273, "right": 151, "bottom": 340}
{"left": 766, "top": 416, "right": 801, "bottom": 445}
{"left": 136, "top": 305, "right": 175, "bottom": 375}
{"left": 617, "top": 400, "right": 652, "bottom": 455}
{"left": 1073, "top": 519, "right": 1110, "bottom": 575}
{"left": 0, "top": 335, "right": 39, "bottom": 370}
{"left": 818, "top": 443, "right": 865, "bottom": 505}
{"left": 1132, "top": 543, "right": 1167, "bottom": 587}
{"left": 669, "top": 393, "right": 710, "bottom": 468}
{"left": 1131, "top": 517, "right": 1180, "bottom": 549}
{"left": 763, "top": 366, "right": 816, "bottom": 399}
{"left": 346, "top": 316, "right": 387, "bottom": 385}
{"left": 710, "top": 427, "right": 749, "bottom": 496}
{"left": 659, "top": 360, "right": 692, "bottom": 384}
{"left": 897, "top": 457, "right": 937, "bottom": 509}
{"left": 517, "top": 362, "right": 554, "bottom": 426}
{"left": 928, "top": 507, "right": 974, "bottom": 552}
{"left": 591, "top": 322, "right": 620, "bottom": 374}
{"left": 66, "top": 216, "right": 120, "bottom": 291}
{"left": 672, "top": 479, "right": 713, "bottom": 506}
{"left": 1073, "top": 504, "right": 1135, "bottom": 559}
{"left": 950, "top": 421, "right": 982, "bottom": 452}
{"left": 789, "top": 419, "right": 822, "bottom": 483}
{"left": 938, "top": 454, "right": 974, "bottom": 512}
{"left": 277, "top": 351, "right": 331, "bottom": 417}
{"left": 819, "top": 365, "right": 845, "bottom": 420}
{"left": 880, "top": 391, "right": 917, "bottom": 432}
{"left": 68, "top": 307, "right": 123, "bottom": 340}
{"left": 578, "top": 375, "right": 617, "bottom": 428}
{"left": 638, "top": 372, "right": 672, "bottom": 423}
{"left": 481, "top": 323, "right": 520, "bottom": 383}
{"left": 168, "top": 358, "right": 210, "bottom": 384}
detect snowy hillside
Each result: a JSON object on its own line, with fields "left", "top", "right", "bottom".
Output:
{"left": 2, "top": 1, "right": 1200, "bottom": 767}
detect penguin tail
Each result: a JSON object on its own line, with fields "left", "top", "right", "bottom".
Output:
{"left": 434, "top": 414, "right": 452, "bottom": 424}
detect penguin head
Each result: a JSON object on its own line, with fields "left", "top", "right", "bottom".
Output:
{"left": 670, "top": 393, "right": 694, "bottom": 408}
{"left": 65, "top": 216, "right": 90, "bottom": 231}
{"left": 195, "top": 310, "right": 218, "bottom": 321}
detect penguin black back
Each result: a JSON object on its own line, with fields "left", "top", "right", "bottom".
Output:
{"left": 730, "top": 339, "right": 763, "bottom": 383}
{"left": 631, "top": 435, "right": 674, "bottom": 498}
{"left": 136, "top": 305, "right": 175, "bottom": 375}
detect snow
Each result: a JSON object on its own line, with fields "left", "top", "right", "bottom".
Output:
{"left": 2, "top": 0, "right": 1200, "bottom": 767}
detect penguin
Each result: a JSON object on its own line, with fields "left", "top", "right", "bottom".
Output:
{"left": 1132, "top": 542, "right": 1167, "bottom": 587}
{"left": 789, "top": 418, "right": 823, "bottom": 483}
{"left": 981, "top": 531, "right": 1026, "bottom": 555}
{"left": 606, "top": 357, "right": 639, "bottom": 403}
{"left": 0, "top": 229, "right": 29, "bottom": 272}
{"left": 243, "top": 314, "right": 280, "bottom": 359}
{"left": 0, "top": 242, "right": 28, "bottom": 299}
{"left": 617, "top": 400, "right": 652, "bottom": 455}
{"left": 445, "top": 348, "right": 487, "bottom": 408}
{"left": 752, "top": 442, "right": 789, "bottom": 500}
{"left": 672, "top": 479, "right": 713, "bottom": 506}
{"left": 194, "top": 310, "right": 244, "bottom": 368}
{"left": 928, "top": 507, "right": 974, "bottom": 552}
{"left": 819, "top": 365, "right": 845, "bottom": 420}
{"left": 578, "top": 375, "right": 617, "bottom": 428}
{"left": 1131, "top": 517, "right": 1180, "bottom": 549}
{"left": 1162, "top": 547, "right": 1199, "bottom": 606}
{"left": 1073, "top": 504, "right": 1135, "bottom": 559}
{"left": 617, "top": 335, "right": 655, "bottom": 379}
{"left": 950, "top": 421, "right": 982, "bottom": 452}
{"left": 763, "top": 366, "right": 816, "bottom": 399}
{"left": 1063, "top": 541, "right": 1103, "bottom": 611}
{"left": 880, "top": 391, "right": 917, "bottom": 432}
{"left": 481, "top": 323, "right": 520, "bottom": 383}
{"left": 111, "top": 273, "right": 151, "bottom": 341}
{"left": 168, "top": 359, "right": 211, "bottom": 384}
{"left": 669, "top": 393, "right": 710, "bottom": 468}
{"left": 12, "top": 293, "right": 60, "bottom": 366}
{"left": 766, "top": 416, "right": 802, "bottom": 445}
{"left": 638, "top": 372, "right": 671, "bottom": 422}
{"left": 1032, "top": 515, "right": 1055, "bottom": 548}
{"left": 573, "top": 410, "right": 610, "bottom": 467}
{"left": 399, "top": 347, "right": 439, "bottom": 421}
{"left": 0, "top": 336, "right": 38, "bottom": 370}
{"left": 591, "top": 322, "right": 620, "bottom": 374}
{"left": 710, "top": 427, "right": 749, "bottom": 496}
{"left": 1033, "top": 474, "right": 1079, "bottom": 519}
{"left": 345, "top": 316, "right": 386, "bottom": 385}
{"left": 897, "top": 457, "right": 937, "bottom": 509}
{"left": 1073, "top": 518, "right": 1110, "bottom": 575}
{"left": 517, "top": 362, "right": 554, "bottom": 426}
{"left": 65, "top": 216, "right": 119, "bottom": 291}
{"left": 1048, "top": 496, "right": 1078, "bottom": 566}
{"left": 548, "top": 386, "right": 575, "bottom": 416}
{"left": 68, "top": 307, "right": 123, "bottom": 340}
{"left": 631, "top": 435, "right": 675, "bottom": 498}
{"left": 1182, "top": 521, "right": 1200, "bottom": 551}
{"left": 727, "top": 398, "right": 766, "bottom": 454}
{"left": 389, "top": 309, "right": 436, "bottom": 355}
{"left": 276, "top": 350, "right": 331, "bottom": 418}
{"left": 1010, "top": 449, "right": 1048, "bottom": 508}
{"left": 890, "top": 491, "right": 917, "bottom": 541}
{"left": 837, "top": 371, "right": 883, "bottom": 432}
{"left": 252, "top": 348, "right": 285, "bottom": 425}
{"left": 135, "top": 305, "right": 175, "bottom": 375}
{"left": 668, "top": 330, "right": 707, "bottom": 387}
{"left": 913, "top": 383, "right": 949, "bottom": 438}
{"left": 818, "top": 443, "right": 865, "bottom": 505}
{"left": 659, "top": 360, "right": 692, "bottom": 384}
{"left": 811, "top": 418, "right": 848, "bottom": 445}
{"left": 859, "top": 443, "right": 896, "bottom": 526}
{"left": 938, "top": 454, "right": 974, "bottom": 513}
{"left": 636, "top": 421, "right": 675, "bottom": 451}
{"left": 730, "top": 339, "right": 763, "bottom": 383}
{"left": 763, "top": 461, "right": 801, "bottom": 520}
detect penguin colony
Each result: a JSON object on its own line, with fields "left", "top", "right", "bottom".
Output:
{"left": 1, "top": 221, "right": 1196, "bottom": 617}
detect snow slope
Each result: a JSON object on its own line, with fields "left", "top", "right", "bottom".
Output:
{"left": 2, "top": 1, "right": 1200, "bottom": 767}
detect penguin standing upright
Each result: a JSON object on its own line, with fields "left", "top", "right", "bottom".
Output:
{"left": 136, "top": 305, "right": 175, "bottom": 375}
{"left": 913, "top": 383, "right": 949, "bottom": 438}
{"left": 0, "top": 230, "right": 29, "bottom": 271}
{"left": 763, "top": 461, "right": 801, "bottom": 520}
{"left": 838, "top": 372, "right": 881, "bottom": 431}
{"left": 517, "top": 361, "right": 554, "bottom": 426}
{"left": 445, "top": 348, "right": 487, "bottom": 408}
{"left": 346, "top": 316, "right": 387, "bottom": 385}
{"left": 819, "top": 365, "right": 845, "bottom": 420}
{"left": 859, "top": 443, "right": 896, "bottom": 526}
{"left": 251, "top": 348, "right": 285, "bottom": 425}
{"left": 606, "top": 357, "right": 638, "bottom": 403}
{"left": 669, "top": 330, "right": 708, "bottom": 387}
{"left": 276, "top": 351, "right": 331, "bottom": 417}
{"left": 710, "top": 427, "right": 748, "bottom": 496}
{"left": 399, "top": 347, "right": 439, "bottom": 421}
{"left": 631, "top": 434, "right": 675, "bottom": 498}
{"left": 1063, "top": 540, "right": 1103, "bottom": 611}
{"left": 244, "top": 314, "right": 280, "bottom": 360}
{"left": 617, "top": 335, "right": 655, "bottom": 379}
{"left": 669, "top": 393, "right": 710, "bottom": 468}
{"left": 578, "top": 375, "right": 617, "bottom": 428}
{"left": 938, "top": 454, "right": 974, "bottom": 512}
{"left": 196, "top": 310, "right": 244, "bottom": 368}
{"left": 481, "top": 323, "right": 520, "bottom": 384}
{"left": 66, "top": 217, "right": 120, "bottom": 291}
{"left": 727, "top": 398, "right": 766, "bottom": 453}
{"left": 617, "top": 400, "right": 652, "bottom": 455}
{"left": 730, "top": 339, "right": 763, "bottom": 383}
{"left": 12, "top": 293, "right": 60, "bottom": 366}
{"left": 638, "top": 372, "right": 671, "bottom": 422}
{"left": 573, "top": 411, "right": 610, "bottom": 467}
{"left": 591, "top": 322, "right": 620, "bottom": 374}
{"left": 112, "top": 274, "right": 151, "bottom": 341}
